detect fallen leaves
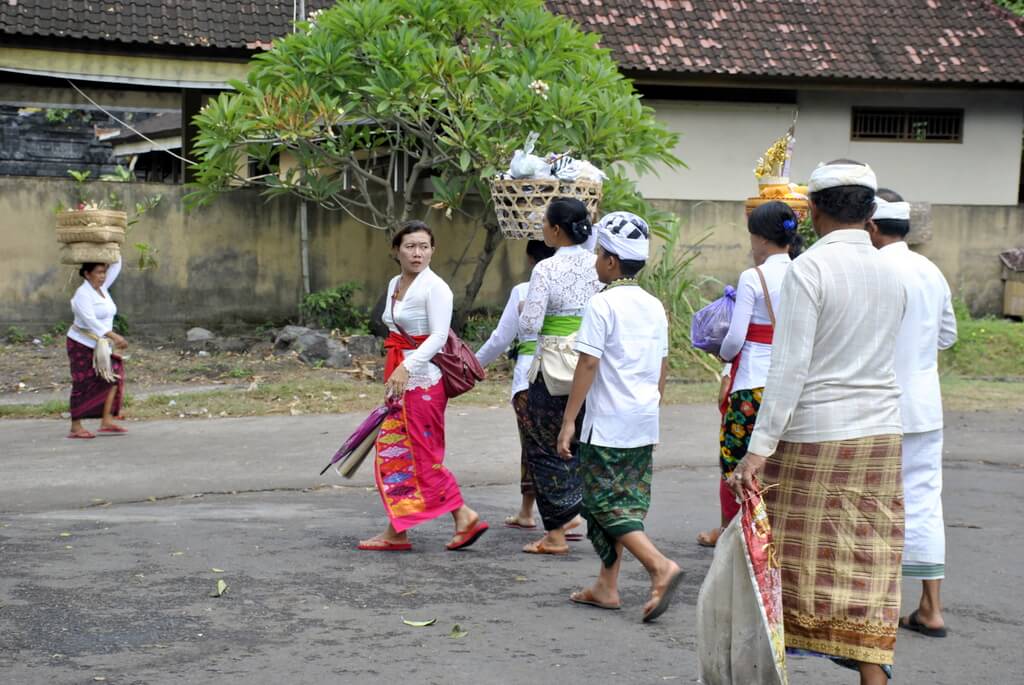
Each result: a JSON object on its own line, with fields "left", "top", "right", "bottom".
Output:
{"left": 448, "top": 624, "right": 469, "bottom": 639}
{"left": 210, "top": 579, "right": 228, "bottom": 597}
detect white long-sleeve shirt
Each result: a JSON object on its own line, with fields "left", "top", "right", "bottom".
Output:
{"left": 476, "top": 283, "right": 534, "bottom": 398}
{"left": 519, "top": 244, "right": 601, "bottom": 338}
{"left": 879, "top": 241, "right": 957, "bottom": 434}
{"left": 382, "top": 267, "right": 452, "bottom": 391}
{"left": 719, "top": 253, "right": 791, "bottom": 392}
{"left": 67, "top": 259, "right": 122, "bottom": 349}
{"left": 748, "top": 229, "right": 907, "bottom": 457}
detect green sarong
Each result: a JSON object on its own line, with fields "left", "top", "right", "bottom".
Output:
{"left": 580, "top": 442, "right": 654, "bottom": 568}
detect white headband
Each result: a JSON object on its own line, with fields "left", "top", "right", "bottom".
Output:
{"left": 595, "top": 211, "right": 650, "bottom": 261}
{"left": 807, "top": 162, "right": 878, "bottom": 193}
{"left": 872, "top": 197, "right": 910, "bottom": 221}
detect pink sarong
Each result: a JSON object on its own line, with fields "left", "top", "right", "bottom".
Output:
{"left": 373, "top": 381, "right": 464, "bottom": 532}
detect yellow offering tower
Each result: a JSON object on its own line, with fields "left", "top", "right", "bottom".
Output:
{"left": 744, "top": 126, "right": 809, "bottom": 220}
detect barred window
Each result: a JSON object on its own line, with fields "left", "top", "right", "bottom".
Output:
{"left": 851, "top": 108, "right": 963, "bottom": 143}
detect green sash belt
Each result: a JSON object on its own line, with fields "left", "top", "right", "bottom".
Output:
{"left": 516, "top": 340, "right": 537, "bottom": 356}
{"left": 540, "top": 315, "right": 583, "bottom": 336}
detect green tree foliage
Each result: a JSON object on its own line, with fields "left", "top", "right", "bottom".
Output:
{"left": 995, "top": 0, "right": 1024, "bottom": 15}
{"left": 188, "top": 0, "right": 682, "bottom": 311}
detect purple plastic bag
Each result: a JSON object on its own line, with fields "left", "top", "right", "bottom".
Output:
{"left": 691, "top": 285, "right": 736, "bottom": 356}
{"left": 318, "top": 402, "right": 390, "bottom": 475}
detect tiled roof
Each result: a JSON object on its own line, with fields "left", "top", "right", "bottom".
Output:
{"left": 2, "top": 0, "right": 1022, "bottom": 84}
{"left": 0, "top": 0, "right": 334, "bottom": 51}
{"left": 550, "top": 0, "right": 1024, "bottom": 84}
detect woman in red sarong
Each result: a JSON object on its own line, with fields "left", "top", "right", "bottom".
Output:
{"left": 357, "top": 221, "right": 489, "bottom": 552}
{"left": 66, "top": 260, "right": 129, "bottom": 439}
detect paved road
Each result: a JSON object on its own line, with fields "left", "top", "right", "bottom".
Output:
{"left": 1, "top": 406, "right": 1021, "bottom": 684}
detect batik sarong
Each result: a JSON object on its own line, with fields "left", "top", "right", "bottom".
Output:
{"left": 580, "top": 442, "right": 653, "bottom": 568}
{"left": 523, "top": 373, "right": 582, "bottom": 531}
{"left": 720, "top": 387, "right": 763, "bottom": 521}
{"left": 512, "top": 390, "right": 534, "bottom": 496}
{"left": 67, "top": 337, "right": 124, "bottom": 420}
{"left": 373, "top": 381, "right": 464, "bottom": 533}
{"left": 902, "top": 430, "right": 945, "bottom": 580}
{"left": 762, "top": 434, "right": 904, "bottom": 666}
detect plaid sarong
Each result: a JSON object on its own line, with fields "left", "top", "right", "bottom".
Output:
{"left": 762, "top": 435, "right": 904, "bottom": 666}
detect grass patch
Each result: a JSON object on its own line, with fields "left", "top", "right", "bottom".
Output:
{"left": 940, "top": 303, "right": 1024, "bottom": 378}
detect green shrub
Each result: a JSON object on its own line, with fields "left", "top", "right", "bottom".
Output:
{"left": 300, "top": 283, "right": 369, "bottom": 333}
{"left": 640, "top": 228, "right": 721, "bottom": 380}
{"left": 5, "top": 326, "right": 29, "bottom": 344}
{"left": 113, "top": 314, "right": 130, "bottom": 336}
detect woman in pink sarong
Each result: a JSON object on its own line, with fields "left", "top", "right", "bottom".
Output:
{"left": 357, "top": 221, "right": 489, "bottom": 552}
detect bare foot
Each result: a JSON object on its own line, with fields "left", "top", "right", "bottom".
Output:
{"left": 642, "top": 560, "right": 684, "bottom": 622}
{"left": 522, "top": 537, "right": 569, "bottom": 555}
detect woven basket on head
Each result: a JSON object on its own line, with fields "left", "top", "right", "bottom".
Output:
{"left": 56, "top": 209, "right": 128, "bottom": 229}
{"left": 56, "top": 225, "right": 126, "bottom": 245}
{"left": 59, "top": 242, "right": 122, "bottom": 266}
{"left": 490, "top": 178, "right": 603, "bottom": 240}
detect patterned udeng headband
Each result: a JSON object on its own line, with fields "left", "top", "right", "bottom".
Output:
{"left": 596, "top": 211, "right": 650, "bottom": 261}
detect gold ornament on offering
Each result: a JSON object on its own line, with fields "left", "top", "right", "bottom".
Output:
{"left": 745, "top": 121, "right": 809, "bottom": 220}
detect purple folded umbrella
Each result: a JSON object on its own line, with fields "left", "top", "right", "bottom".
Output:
{"left": 691, "top": 285, "right": 736, "bottom": 356}
{"left": 319, "top": 403, "right": 390, "bottom": 476}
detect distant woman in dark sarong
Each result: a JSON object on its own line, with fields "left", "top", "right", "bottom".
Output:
{"left": 66, "top": 260, "right": 128, "bottom": 439}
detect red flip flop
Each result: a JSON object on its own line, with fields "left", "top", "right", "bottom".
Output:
{"left": 357, "top": 539, "right": 412, "bottom": 552}
{"left": 67, "top": 430, "right": 96, "bottom": 439}
{"left": 98, "top": 425, "right": 128, "bottom": 435}
{"left": 447, "top": 520, "right": 489, "bottom": 551}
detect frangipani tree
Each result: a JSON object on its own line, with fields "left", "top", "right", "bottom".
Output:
{"left": 189, "top": 0, "right": 682, "bottom": 313}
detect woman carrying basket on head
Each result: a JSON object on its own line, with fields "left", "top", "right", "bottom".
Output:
{"left": 518, "top": 198, "right": 602, "bottom": 555}
{"left": 66, "top": 259, "right": 129, "bottom": 439}
{"left": 358, "top": 221, "right": 489, "bottom": 552}
{"left": 697, "top": 201, "right": 801, "bottom": 547}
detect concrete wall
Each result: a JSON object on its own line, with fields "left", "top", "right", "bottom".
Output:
{"left": 659, "top": 198, "right": 1024, "bottom": 316}
{"left": 0, "top": 177, "right": 530, "bottom": 331}
{"left": 2, "top": 177, "right": 1021, "bottom": 331}
{"left": 638, "top": 89, "right": 1024, "bottom": 205}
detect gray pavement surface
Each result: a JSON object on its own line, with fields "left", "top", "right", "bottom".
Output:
{"left": 1, "top": 406, "right": 1022, "bottom": 684}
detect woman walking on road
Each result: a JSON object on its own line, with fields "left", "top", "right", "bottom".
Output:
{"left": 697, "top": 201, "right": 800, "bottom": 546}
{"left": 66, "top": 259, "right": 129, "bottom": 439}
{"left": 518, "top": 198, "right": 602, "bottom": 555}
{"left": 475, "top": 240, "right": 557, "bottom": 530}
{"left": 358, "top": 221, "right": 489, "bottom": 552}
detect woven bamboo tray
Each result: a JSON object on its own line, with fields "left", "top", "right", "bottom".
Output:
{"left": 490, "top": 178, "right": 603, "bottom": 240}
{"left": 59, "top": 242, "right": 122, "bottom": 266}
{"left": 56, "top": 209, "right": 128, "bottom": 229}
{"left": 56, "top": 225, "right": 126, "bottom": 245}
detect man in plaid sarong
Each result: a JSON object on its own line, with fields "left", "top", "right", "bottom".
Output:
{"left": 730, "top": 160, "right": 907, "bottom": 685}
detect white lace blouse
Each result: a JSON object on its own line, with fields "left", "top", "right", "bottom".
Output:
{"left": 518, "top": 244, "right": 602, "bottom": 338}
{"left": 382, "top": 267, "right": 453, "bottom": 391}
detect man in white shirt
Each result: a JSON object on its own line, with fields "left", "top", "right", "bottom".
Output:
{"left": 729, "top": 160, "right": 907, "bottom": 684}
{"left": 869, "top": 190, "right": 957, "bottom": 639}
{"left": 556, "top": 211, "right": 683, "bottom": 624}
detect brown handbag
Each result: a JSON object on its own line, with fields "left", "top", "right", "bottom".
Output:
{"left": 391, "top": 296, "right": 486, "bottom": 399}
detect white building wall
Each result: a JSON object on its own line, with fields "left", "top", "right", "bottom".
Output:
{"left": 637, "top": 89, "right": 1023, "bottom": 206}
